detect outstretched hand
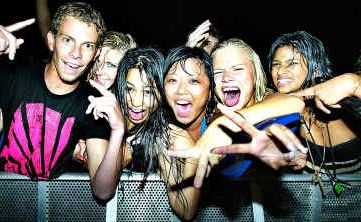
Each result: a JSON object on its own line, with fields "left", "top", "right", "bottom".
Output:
{"left": 0, "top": 18, "right": 35, "bottom": 60}
{"left": 86, "top": 80, "right": 124, "bottom": 131}
{"left": 212, "top": 104, "right": 308, "bottom": 170}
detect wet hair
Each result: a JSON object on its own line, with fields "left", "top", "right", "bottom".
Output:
{"left": 115, "top": 47, "right": 168, "bottom": 174}
{"left": 116, "top": 48, "right": 191, "bottom": 213}
{"left": 50, "top": 1, "right": 106, "bottom": 46}
{"left": 211, "top": 38, "right": 267, "bottom": 103}
{"left": 163, "top": 46, "right": 216, "bottom": 123}
{"left": 87, "top": 31, "right": 137, "bottom": 83}
{"left": 267, "top": 31, "right": 333, "bottom": 90}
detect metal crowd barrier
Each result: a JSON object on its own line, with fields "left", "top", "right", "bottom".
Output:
{"left": 1, "top": 171, "right": 361, "bottom": 221}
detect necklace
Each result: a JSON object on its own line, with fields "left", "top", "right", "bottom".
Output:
{"left": 301, "top": 112, "right": 351, "bottom": 197}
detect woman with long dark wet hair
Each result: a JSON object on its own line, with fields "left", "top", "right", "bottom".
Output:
{"left": 268, "top": 31, "right": 361, "bottom": 194}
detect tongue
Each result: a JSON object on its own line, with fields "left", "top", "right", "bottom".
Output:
{"left": 176, "top": 104, "right": 191, "bottom": 118}
{"left": 130, "top": 110, "right": 145, "bottom": 121}
{"left": 224, "top": 91, "right": 240, "bottom": 107}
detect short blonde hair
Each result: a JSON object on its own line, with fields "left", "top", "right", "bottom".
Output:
{"left": 87, "top": 31, "right": 137, "bottom": 80}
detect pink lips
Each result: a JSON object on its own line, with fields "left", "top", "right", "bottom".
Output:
{"left": 129, "top": 109, "right": 145, "bottom": 121}
{"left": 277, "top": 77, "right": 293, "bottom": 87}
{"left": 64, "top": 61, "right": 81, "bottom": 74}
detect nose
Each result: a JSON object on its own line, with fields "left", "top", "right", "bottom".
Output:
{"left": 222, "top": 70, "right": 234, "bottom": 82}
{"left": 70, "top": 44, "right": 82, "bottom": 60}
{"left": 129, "top": 91, "right": 144, "bottom": 108}
{"left": 275, "top": 64, "right": 288, "bottom": 76}
{"left": 176, "top": 81, "right": 188, "bottom": 95}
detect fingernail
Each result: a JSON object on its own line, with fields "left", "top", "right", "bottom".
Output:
{"left": 194, "top": 180, "right": 201, "bottom": 188}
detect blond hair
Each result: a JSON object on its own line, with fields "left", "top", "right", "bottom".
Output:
{"left": 211, "top": 38, "right": 267, "bottom": 102}
{"left": 87, "top": 31, "right": 137, "bottom": 81}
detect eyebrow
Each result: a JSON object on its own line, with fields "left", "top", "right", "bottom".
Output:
{"left": 214, "top": 64, "right": 244, "bottom": 70}
{"left": 126, "top": 81, "right": 152, "bottom": 88}
{"left": 126, "top": 81, "right": 134, "bottom": 87}
{"left": 273, "top": 57, "right": 299, "bottom": 63}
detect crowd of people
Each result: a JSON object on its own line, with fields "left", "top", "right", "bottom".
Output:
{"left": 0, "top": 1, "right": 360, "bottom": 220}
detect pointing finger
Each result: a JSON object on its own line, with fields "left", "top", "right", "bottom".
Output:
{"left": 212, "top": 144, "right": 252, "bottom": 154}
{"left": 290, "top": 87, "right": 315, "bottom": 98}
{"left": 6, "top": 18, "right": 36, "bottom": 33}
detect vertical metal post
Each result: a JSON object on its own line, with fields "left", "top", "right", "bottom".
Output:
{"left": 37, "top": 181, "right": 47, "bottom": 222}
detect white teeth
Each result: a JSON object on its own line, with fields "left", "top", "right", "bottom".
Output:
{"left": 278, "top": 79, "right": 292, "bottom": 84}
{"left": 131, "top": 108, "right": 143, "bottom": 113}
{"left": 66, "top": 62, "right": 80, "bottom": 69}
{"left": 223, "top": 87, "right": 239, "bottom": 92}
{"left": 176, "top": 100, "right": 190, "bottom": 105}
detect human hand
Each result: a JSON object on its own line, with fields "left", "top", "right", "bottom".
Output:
{"left": 73, "top": 139, "right": 88, "bottom": 167}
{"left": 291, "top": 73, "right": 360, "bottom": 114}
{"left": 0, "top": 18, "right": 35, "bottom": 60}
{"left": 167, "top": 125, "right": 224, "bottom": 188}
{"left": 186, "top": 19, "right": 211, "bottom": 48}
{"left": 86, "top": 80, "right": 125, "bottom": 131}
{"left": 169, "top": 124, "right": 196, "bottom": 151}
{"left": 212, "top": 104, "right": 308, "bottom": 171}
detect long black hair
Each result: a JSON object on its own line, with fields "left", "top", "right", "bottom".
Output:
{"left": 115, "top": 47, "right": 169, "bottom": 177}
{"left": 116, "top": 47, "right": 193, "bottom": 214}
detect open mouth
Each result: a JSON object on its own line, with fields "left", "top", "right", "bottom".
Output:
{"left": 176, "top": 100, "right": 192, "bottom": 118}
{"left": 64, "top": 61, "right": 81, "bottom": 73}
{"left": 277, "top": 78, "right": 292, "bottom": 87}
{"left": 129, "top": 108, "right": 146, "bottom": 121}
{"left": 223, "top": 87, "right": 240, "bottom": 107}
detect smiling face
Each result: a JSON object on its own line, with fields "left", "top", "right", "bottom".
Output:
{"left": 94, "top": 46, "right": 125, "bottom": 89}
{"left": 271, "top": 46, "right": 308, "bottom": 93}
{"left": 164, "top": 58, "right": 210, "bottom": 126}
{"left": 47, "top": 16, "right": 99, "bottom": 85}
{"left": 213, "top": 46, "right": 255, "bottom": 111}
{"left": 126, "top": 68, "right": 159, "bottom": 129}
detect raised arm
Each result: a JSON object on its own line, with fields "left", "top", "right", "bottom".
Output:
{"left": 85, "top": 80, "right": 130, "bottom": 201}
{"left": 35, "top": 0, "right": 51, "bottom": 41}
{"left": 186, "top": 19, "right": 212, "bottom": 48}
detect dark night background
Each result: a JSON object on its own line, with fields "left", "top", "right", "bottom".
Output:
{"left": 2, "top": 0, "right": 360, "bottom": 75}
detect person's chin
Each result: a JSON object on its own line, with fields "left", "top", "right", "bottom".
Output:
{"left": 277, "top": 87, "right": 293, "bottom": 94}
{"left": 60, "top": 74, "right": 81, "bottom": 84}
{"left": 176, "top": 115, "right": 192, "bottom": 125}
{"left": 129, "top": 117, "right": 146, "bottom": 125}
